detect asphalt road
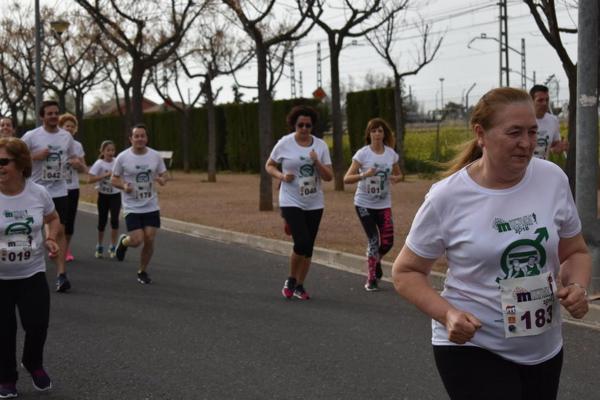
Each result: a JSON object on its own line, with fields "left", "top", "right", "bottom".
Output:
{"left": 13, "top": 212, "right": 599, "bottom": 399}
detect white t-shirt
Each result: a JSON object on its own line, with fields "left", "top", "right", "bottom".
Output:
{"left": 406, "top": 158, "right": 581, "bottom": 365}
{"left": 0, "top": 181, "right": 55, "bottom": 280}
{"left": 352, "top": 145, "right": 399, "bottom": 209}
{"left": 66, "top": 140, "right": 85, "bottom": 190}
{"left": 21, "top": 126, "right": 77, "bottom": 198}
{"left": 112, "top": 147, "right": 166, "bottom": 214}
{"left": 89, "top": 159, "right": 120, "bottom": 195}
{"left": 269, "top": 133, "right": 332, "bottom": 210}
{"left": 533, "top": 113, "right": 560, "bottom": 160}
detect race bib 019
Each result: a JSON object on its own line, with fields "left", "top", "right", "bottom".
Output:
{"left": 0, "top": 234, "right": 35, "bottom": 263}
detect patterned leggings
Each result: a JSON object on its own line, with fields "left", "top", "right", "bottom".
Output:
{"left": 355, "top": 206, "right": 394, "bottom": 281}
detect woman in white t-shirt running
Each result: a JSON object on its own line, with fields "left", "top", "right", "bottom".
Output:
{"left": 266, "top": 105, "right": 333, "bottom": 300}
{"left": 392, "top": 87, "right": 591, "bottom": 399}
{"left": 88, "top": 140, "right": 121, "bottom": 259}
{"left": 0, "top": 138, "right": 61, "bottom": 397}
{"left": 344, "top": 118, "right": 402, "bottom": 291}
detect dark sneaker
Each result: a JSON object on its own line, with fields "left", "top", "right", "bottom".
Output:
{"left": 364, "top": 280, "right": 379, "bottom": 292}
{"left": 282, "top": 278, "right": 296, "bottom": 299}
{"left": 0, "top": 383, "right": 17, "bottom": 398}
{"left": 115, "top": 234, "right": 128, "bottom": 261}
{"left": 375, "top": 262, "right": 383, "bottom": 280}
{"left": 29, "top": 368, "right": 52, "bottom": 392}
{"left": 137, "top": 271, "right": 152, "bottom": 284}
{"left": 55, "top": 274, "right": 71, "bottom": 293}
{"left": 293, "top": 285, "right": 310, "bottom": 300}
{"left": 94, "top": 245, "right": 104, "bottom": 259}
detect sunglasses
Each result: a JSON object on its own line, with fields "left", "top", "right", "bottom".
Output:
{"left": 0, "top": 158, "right": 14, "bottom": 166}
{"left": 297, "top": 123, "right": 312, "bottom": 129}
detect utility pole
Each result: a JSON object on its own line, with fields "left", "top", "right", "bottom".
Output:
{"left": 439, "top": 77, "right": 445, "bottom": 111}
{"left": 316, "top": 42, "right": 323, "bottom": 89}
{"left": 575, "top": 0, "right": 599, "bottom": 293}
{"left": 520, "top": 38, "right": 526, "bottom": 89}
{"left": 290, "top": 50, "right": 296, "bottom": 98}
{"left": 298, "top": 71, "right": 303, "bottom": 98}
{"left": 35, "top": 0, "right": 42, "bottom": 125}
{"left": 498, "top": 0, "right": 509, "bottom": 86}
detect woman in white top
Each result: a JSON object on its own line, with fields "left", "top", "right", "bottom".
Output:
{"left": 266, "top": 105, "right": 333, "bottom": 300}
{"left": 392, "top": 87, "right": 591, "bottom": 399}
{"left": 0, "top": 138, "right": 61, "bottom": 398}
{"left": 343, "top": 118, "right": 402, "bottom": 291}
{"left": 58, "top": 113, "right": 87, "bottom": 262}
{"left": 88, "top": 140, "right": 121, "bottom": 259}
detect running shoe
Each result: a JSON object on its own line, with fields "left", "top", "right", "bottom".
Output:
{"left": 293, "top": 285, "right": 310, "bottom": 300}
{"left": 55, "top": 274, "right": 71, "bottom": 293}
{"left": 375, "top": 262, "right": 383, "bottom": 280}
{"left": 137, "top": 271, "right": 152, "bottom": 284}
{"left": 65, "top": 249, "right": 74, "bottom": 262}
{"left": 28, "top": 368, "right": 52, "bottom": 392}
{"left": 109, "top": 245, "right": 117, "bottom": 259}
{"left": 115, "top": 234, "right": 128, "bottom": 261}
{"left": 282, "top": 277, "right": 296, "bottom": 299}
{"left": 94, "top": 245, "right": 103, "bottom": 259}
{"left": 364, "top": 280, "right": 379, "bottom": 292}
{"left": 0, "top": 383, "right": 17, "bottom": 398}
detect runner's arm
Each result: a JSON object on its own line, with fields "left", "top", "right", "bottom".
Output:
{"left": 389, "top": 163, "right": 404, "bottom": 183}
{"left": 265, "top": 158, "right": 293, "bottom": 182}
{"left": 557, "top": 234, "right": 591, "bottom": 318}
{"left": 111, "top": 174, "right": 132, "bottom": 193}
{"left": 393, "top": 245, "right": 482, "bottom": 344}
{"left": 43, "top": 211, "right": 61, "bottom": 253}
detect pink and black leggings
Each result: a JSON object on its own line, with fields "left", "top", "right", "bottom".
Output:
{"left": 355, "top": 206, "right": 394, "bottom": 281}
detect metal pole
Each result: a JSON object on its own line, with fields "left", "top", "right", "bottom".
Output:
{"left": 35, "top": 0, "right": 42, "bottom": 125}
{"left": 439, "top": 77, "right": 444, "bottom": 110}
{"left": 521, "top": 38, "right": 526, "bottom": 89}
{"left": 575, "top": 0, "right": 599, "bottom": 292}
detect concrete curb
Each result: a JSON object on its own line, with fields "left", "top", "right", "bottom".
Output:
{"left": 78, "top": 201, "right": 600, "bottom": 330}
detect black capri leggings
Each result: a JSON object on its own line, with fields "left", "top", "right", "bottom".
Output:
{"left": 280, "top": 207, "right": 323, "bottom": 258}
{"left": 65, "top": 189, "right": 80, "bottom": 235}
{"left": 433, "top": 345, "right": 563, "bottom": 400}
{"left": 97, "top": 192, "right": 122, "bottom": 231}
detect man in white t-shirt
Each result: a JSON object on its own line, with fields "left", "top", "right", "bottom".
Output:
{"left": 21, "top": 100, "right": 82, "bottom": 293}
{"left": 112, "top": 124, "right": 167, "bottom": 285}
{"left": 529, "top": 84, "right": 567, "bottom": 160}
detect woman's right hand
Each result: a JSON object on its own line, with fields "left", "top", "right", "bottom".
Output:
{"left": 281, "top": 174, "right": 294, "bottom": 183}
{"left": 363, "top": 167, "right": 377, "bottom": 177}
{"left": 445, "top": 308, "right": 482, "bottom": 344}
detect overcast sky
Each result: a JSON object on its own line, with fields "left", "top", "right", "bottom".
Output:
{"left": 9, "top": 0, "right": 578, "bottom": 112}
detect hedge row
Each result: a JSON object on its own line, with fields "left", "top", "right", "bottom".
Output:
{"left": 79, "top": 98, "right": 328, "bottom": 172}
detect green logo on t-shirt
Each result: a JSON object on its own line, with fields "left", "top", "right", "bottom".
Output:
{"left": 496, "top": 227, "right": 549, "bottom": 283}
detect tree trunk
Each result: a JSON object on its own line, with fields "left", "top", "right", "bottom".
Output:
{"left": 257, "top": 45, "right": 274, "bottom": 211}
{"left": 58, "top": 92, "right": 67, "bottom": 114}
{"left": 206, "top": 78, "right": 217, "bottom": 182}
{"left": 74, "top": 90, "right": 85, "bottom": 125}
{"left": 181, "top": 107, "right": 191, "bottom": 173}
{"left": 130, "top": 63, "right": 145, "bottom": 127}
{"left": 565, "top": 71, "right": 577, "bottom": 195}
{"left": 393, "top": 75, "right": 406, "bottom": 175}
{"left": 329, "top": 37, "right": 344, "bottom": 191}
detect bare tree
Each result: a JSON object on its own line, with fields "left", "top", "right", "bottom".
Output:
{"left": 305, "top": 0, "right": 408, "bottom": 191}
{"left": 74, "top": 0, "right": 207, "bottom": 128}
{"left": 222, "top": 0, "right": 318, "bottom": 211}
{"left": 523, "top": 0, "right": 577, "bottom": 192}
{"left": 160, "top": 15, "right": 253, "bottom": 179}
{"left": 366, "top": 11, "right": 442, "bottom": 173}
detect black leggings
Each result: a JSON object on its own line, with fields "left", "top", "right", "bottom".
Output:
{"left": 97, "top": 192, "right": 122, "bottom": 231}
{"left": 65, "top": 189, "right": 79, "bottom": 235}
{"left": 280, "top": 207, "right": 323, "bottom": 258}
{"left": 0, "top": 272, "right": 50, "bottom": 383}
{"left": 433, "top": 345, "right": 563, "bottom": 400}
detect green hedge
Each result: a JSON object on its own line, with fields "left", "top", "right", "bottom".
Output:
{"left": 346, "top": 88, "right": 396, "bottom": 154}
{"left": 79, "top": 98, "right": 324, "bottom": 172}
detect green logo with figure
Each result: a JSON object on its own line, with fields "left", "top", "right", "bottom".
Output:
{"left": 496, "top": 227, "right": 549, "bottom": 283}
{"left": 299, "top": 164, "right": 314, "bottom": 177}
{"left": 4, "top": 217, "right": 34, "bottom": 236}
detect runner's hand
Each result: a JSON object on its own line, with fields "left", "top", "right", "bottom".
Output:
{"left": 44, "top": 239, "right": 59, "bottom": 254}
{"left": 281, "top": 174, "right": 294, "bottom": 183}
{"left": 33, "top": 148, "right": 50, "bottom": 160}
{"left": 156, "top": 176, "right": 167, "bottom": 186}
{"left": 123, "top": 183, "right": 133, "bottom": 193}
{"left": 557, "top": 285, "right": 589, "bottom": 319}
{"left": 309, "top": 149, "right": 318, "bottom": 161}
{"left": 364, "top": 167, "right": 377, "bottom": 178}
{"left": 445, "top": 308, "right": 482, "bottom": 344}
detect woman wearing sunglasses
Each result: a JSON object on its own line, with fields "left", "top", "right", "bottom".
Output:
{"left": 266, "top": 105, "right": 333, "bottom": 300}
{"left": 0, "top": 138, "right": 61, "bottom": 398}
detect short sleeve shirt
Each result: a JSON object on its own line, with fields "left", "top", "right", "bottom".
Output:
{"left": 269, "top": 133, "right": 332, "bottom": 210}
{"left": 533, "top": 113, "right": 560, "bottom": 160}
{"left": 65, "top": 140, "right": 85, "bottom": 190}
{"left": 352, "top": 145, "right": 399, "bottom": 209}
{"left": 21, "top": 126, "right": 77, "bottom": 198}
{"left": 89, "top": 159, "right": 120, "bottom": 195}
{"left": 406, "top": 158, "right": 580, "bottom": 365}
{"left": 0, "top": 181, "right": 54, "bottom": 279}
{"left": 112, "top": 147, "right": 166, "bottom": 214}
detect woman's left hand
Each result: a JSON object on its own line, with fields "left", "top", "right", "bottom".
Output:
{"left": 389, "top": 174, "right": 404, "bottom": 184}
{"left": 309, "top": 149, "right": 318, "bottom": 161}
{"left": 557, "top": 284, "right": 589, "bottom": 319}
{"left": 45, "top": 239, "right": 59, "bottom": 254}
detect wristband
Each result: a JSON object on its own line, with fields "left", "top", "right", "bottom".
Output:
{"left": 45, "top": 238, "right": 57, "bottom": 243}
{"left": 567, "top": 282, "right": 588, "bottom": 297}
